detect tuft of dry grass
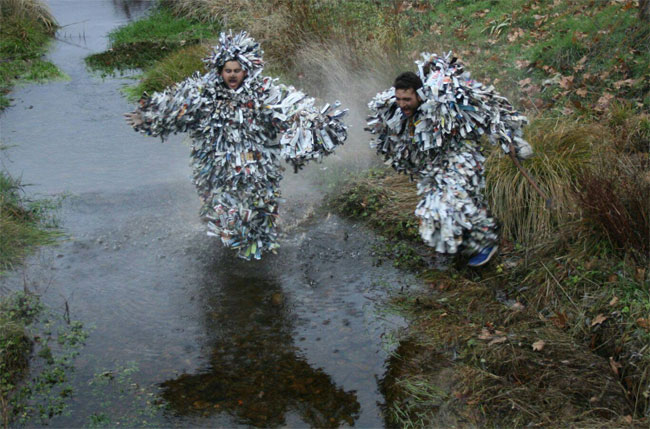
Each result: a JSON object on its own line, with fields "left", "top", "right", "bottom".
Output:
{"left": 485, "top": 118, "right": 599, "bottom": 246}
{"left": 0, "top": 0, "right": 56, "bottom": 32}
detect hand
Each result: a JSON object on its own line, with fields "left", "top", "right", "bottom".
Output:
{"left": 124, "top": 111, "right": 143, "bottom": 127}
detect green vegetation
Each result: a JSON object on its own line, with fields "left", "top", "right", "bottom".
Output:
{"left": 85, "top": 7, "right": 218, "bottom": 79}
{"left": 0, "top": 292, "right": 87, "bottom": 427}
{"left": 0, "top": 171, "right": 61, "bottom": 272}
{"left": 91, "top": 0, "right": 649, "bottom": 426}
{"left": 0, "top": 0, "right": 65, "bottom": 110}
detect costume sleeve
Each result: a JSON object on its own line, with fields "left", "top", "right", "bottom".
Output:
{"left": 482, "top": 93, "right": 533, "bottom": 160}
{"left": 263, "top": 82, "right": 348, "bottom": 171}
{"left": 131, "top": 72, "right": 209, "bottom": 140}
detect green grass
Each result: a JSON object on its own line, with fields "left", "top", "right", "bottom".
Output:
{"left": 123, "top": 44, "right": 209, "bottom": 100}
{"left": 85, "top": 7, "right": 219, "bottom": 74}
{"left": 0, "top": 10, "right": 65, "bottom": 110}
{"left": 0, "top": 171, "right": 61, "bottom": 272}
{"left": 0, "top": 292, "right": 87, "bottom": 426}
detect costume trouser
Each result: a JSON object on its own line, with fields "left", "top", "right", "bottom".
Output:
{"left": 414, "top": 140, "right": 498, "bottom": 255}
{"left": 192, "top": 148, "right": 282, "bottom": 260}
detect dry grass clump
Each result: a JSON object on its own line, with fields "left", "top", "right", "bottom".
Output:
{"left": 162, "top": 0, "right": 301, "bottom": 69}
{"left": 485, "top": 118, "right": 598, "bottom": 245}
{"left": 573, "top": 107, "right": 650, "bottom": 260}
{"left": 0, "top": 0, "right": 56, "bottom": 32}
{"left": 462, "top": 325, "right": 631, "bottom": 427}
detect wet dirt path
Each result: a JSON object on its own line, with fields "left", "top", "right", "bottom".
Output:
{"left": 0, "top": 1, "right": 420, "bottom": 427}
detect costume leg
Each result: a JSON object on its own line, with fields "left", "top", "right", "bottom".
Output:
{"left": 414, "top": 143, "right": 498, "bottom": 255}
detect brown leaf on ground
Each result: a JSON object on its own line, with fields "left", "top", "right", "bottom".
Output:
{"left": 635, "top": 267, "right": 646, "bottom": 282}
{"left": 591, "top": 314, "right": 608, "bottom": 326}
{"left": 488, "top": 336, "right": 507, "bottom": 346}
{"left": 595, "top": 93, "right": 615, "bottom": 111}
{"left": 613, "top": 78, "right": 639, "bottom": 89}
{"left": 515, "top": 60, "right": 529, "bottom": 69}
{"left": 508, "top": 28, "right": 525, "bottom": 42}
{"left": 609, "top": 357, "right": 622, "bottom": 376}
{"left": 609, "top": 296, "right": 619, "bottom": 306}
{"left": 576, "top": 87, "right": 588, "bottom": 97}
{"left": 550, "top": 311, "right": 568, "bottom": 329}
{"left": 562, "top": 106, "right": 574, "bottom": 116}
{"left": 636, "top": 318, "right": 650, "bottom": 331}
{"left": 532, "top": 340, "right": 545, "bottom": 351}
{"left": 559, "top": 75, "right": 574, "bottom": 89}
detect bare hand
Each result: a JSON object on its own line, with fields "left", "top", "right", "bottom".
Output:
{"left": 124, "top": 111, "right": 143, "bottom": 127}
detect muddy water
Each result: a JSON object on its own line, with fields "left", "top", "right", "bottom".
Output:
{"left": 0, "top": 1, "right": 420, "bottom": 427}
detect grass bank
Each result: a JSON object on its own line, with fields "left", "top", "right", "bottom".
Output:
{"left": 90, "top": 0, "right": 649, "bottom": 426}
{"left": 0, "top": 0, "right": 65, "bottom": 110}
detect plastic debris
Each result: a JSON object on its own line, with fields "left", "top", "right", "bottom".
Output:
{"left": 131, "top": 31, "right": 348, "bottom": 260}
{"left": 366, "top": 52, "right": 532, "bottom": 255}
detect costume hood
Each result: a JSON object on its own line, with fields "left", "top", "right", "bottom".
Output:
{"left": 203, "top": 31, "right": 265, "bottom": 86}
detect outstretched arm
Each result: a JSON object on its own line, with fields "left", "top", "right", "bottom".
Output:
{"left": 265, "top": 83, "right": 348, "bottom": 172}
{"left": 124, "top": 71, "right": 209, "bottom": 140}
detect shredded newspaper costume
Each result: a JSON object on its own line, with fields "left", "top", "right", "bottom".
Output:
{"left": 131, "top": 32, "right": 348, "bottom": 260}
{"left": 366, "top": 53, "right": 532, "bottom": 255}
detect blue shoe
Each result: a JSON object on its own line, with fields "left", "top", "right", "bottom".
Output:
{"left": 468, "top": 246, "right": 498, "bottom": 267}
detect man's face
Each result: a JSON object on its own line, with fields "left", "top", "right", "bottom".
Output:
{"left": 395, "top": 88, "right": 421, "bottom": 118}
{"left": 221, "top": 60, "right": 247, "bottom": 89}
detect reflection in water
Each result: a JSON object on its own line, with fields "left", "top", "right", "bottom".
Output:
{"left": 161, "top": 265, "right": 361, "bottom": 427}
{"left": 112, "top": 0, "right": 152, "bottom": 20}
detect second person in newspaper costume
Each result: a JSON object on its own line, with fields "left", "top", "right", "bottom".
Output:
{"left": 366, "top": 53, "right": 533, "bottom": 267}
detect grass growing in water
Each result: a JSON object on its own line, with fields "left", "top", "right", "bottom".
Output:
{"left": 0, "top": 171, "right": 61, "bottom": 272}
{"left": 85, "top": 7, "right": 219, "bottom": 75}
{"left": 0, "top": 0, "right": 64, "bottom": 110}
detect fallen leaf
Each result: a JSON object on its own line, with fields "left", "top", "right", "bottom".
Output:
{"left": 562, "top": 106, "right": 574, "bottom": 116}
{"left": 623, "top": 415, "right": 633, "bottom": 424}
{"left": 636, "top": 318, "right": 650, "bottom": 331}
{"left": 551, "top": 311, "right": 568, "bottom": 329}
{"left": 559, "top": 75, "right": 574, "bottom": 89}
{"left": 532, "top": 340, "right": 545, "bottom": 351}
{"left": 511, "top": 302, "right": 525, "bottom": 311}
{"left": 595, "top": 93, "right": 615, "bottom": 111}
{"left": 613, "top": 78, "right": 639, "bottom": 89}
{"left": 478, "top": 328, "right": 493, "bottom": 340}
{"left": 609, "top": 296, "right": 619, "bottom": 306}
{"left": 488, "top": 336, "right": 507, "bottom": 346}
{"left": 591, "top": 314, "right": 608, "bottom": 326}
{"left": 609, "top": 357, "right": 622, "bottom": 376}
{"left": 515, "top": 60, "right": 529, "bottom": 69}
{"left": 518, "top": 78, "right": 532, "bottom": 87}
{"left": 576, "top": 87, "right": 588, "bottom": 97}
{"left": 635, "top": 267, "right": 646, "bottom": 282}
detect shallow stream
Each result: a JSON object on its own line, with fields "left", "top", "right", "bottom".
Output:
{"left": 0, "top": 1, "right": 421, "bottom": 427}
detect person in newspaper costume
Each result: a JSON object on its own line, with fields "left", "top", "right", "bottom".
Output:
{"left": 366, "top": 53, "right": 533, "bottom": 267}
{"left": 125, "top": 31, "right": 347, "bottom": 260}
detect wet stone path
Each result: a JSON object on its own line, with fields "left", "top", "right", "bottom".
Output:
{"left": 0, "top": 0, "right": 421, "bottom": 427}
